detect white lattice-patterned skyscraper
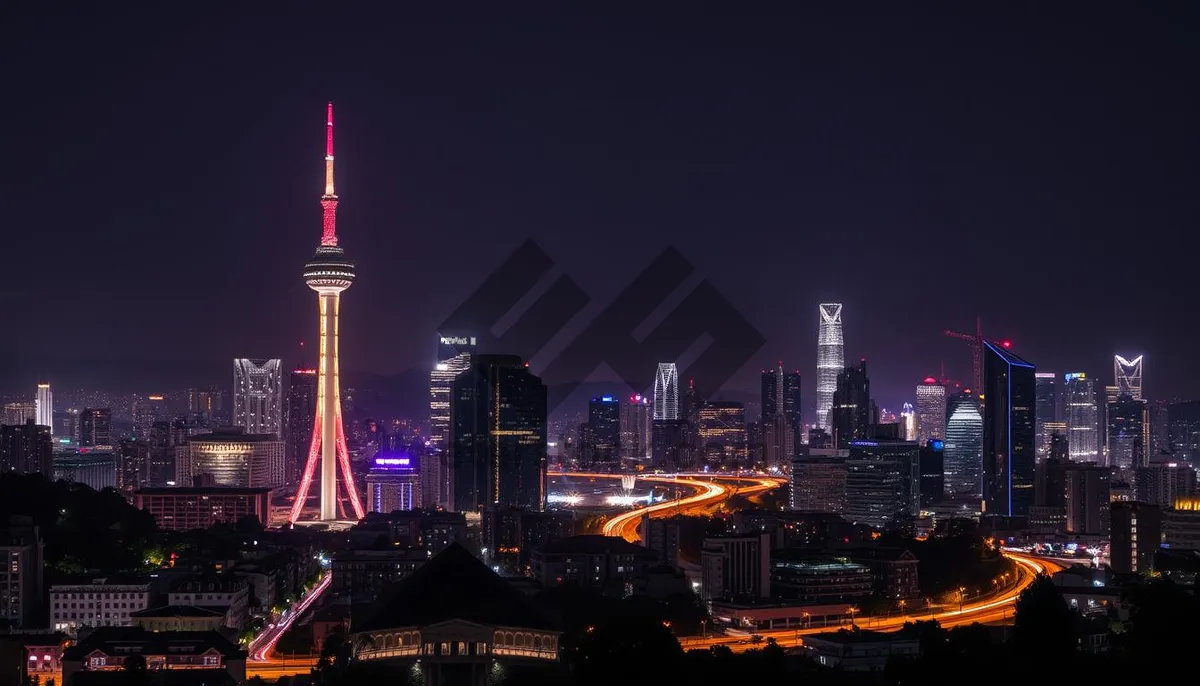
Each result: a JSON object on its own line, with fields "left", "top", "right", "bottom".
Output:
{"left": 815, "top": 303, "right": 843, "bottom": 430}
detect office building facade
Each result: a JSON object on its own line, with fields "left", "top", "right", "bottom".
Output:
{"left": 915, "top": 379, "right": 946, "bottom": 446}
{"left": 233, "top": 358, "right": 283, "bottom": 437}
{"left": 944, "top": 392, "right": 983, "bottom": 497}
{"left": 1064, "top": 373, "right": 1100, "bottom": 463}
{"left": 816, "top": 304, "right": 844, "bottom": 431}
{"left": 653, "top": 362, "right": 680, "bottom": 421}
{"left": 981, "top": 342, "right": 1036, "bottom": 518}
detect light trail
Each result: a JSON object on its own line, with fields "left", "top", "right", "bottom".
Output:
{"left": 679, "top": 551, "right": 1065, "bottom": 652}
{"left": 247, "top": 571, "right": 331, "bottom": 662}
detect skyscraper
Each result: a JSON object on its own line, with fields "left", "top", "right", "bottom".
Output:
{"left": 900, "top": 402, "right": 916, "bottom": 441}
{"left": 981, "top": 342, "right": 1036, "bottom": 518}
{"left": 1114, "top": 354, "right": 1143, "bottom": 400}
{"left": 1064, "top": 372, "right": 1100, "bottom": 463}
{"left": 285, "top": 367, "right": 317, "bottom": 486}
{"left": 830, "top": 359, "right": 870, "bottom": 449}
{"left": 79, "top": 408, "right": 112, "bottom": 448}
{"left": 816, "top": 303, "right": 844, "bottom": 430}
{"left": 915, "top": 378, "right": 947, "bottom": 446}
{"left": 762, "top": 362, "right": 802, "bottom": 465}
{"left": 653, "top": 363, "right": 680, "bottom": 421}
{"left": 1107, "top": 394, "right": 1148, "bottom": 470}
{"left": 35, "top": 384, "right": 52, "bottom": 434}
{"left": 586, "top": 396, "right": 620, "bottom": 467}
{"left": 944, "top": 391, "right": 983, "bottom": 497}
{"left": 430, "top": 335, "right": 477, "bottom": 508}
{"left": 449, "top": 355, "right": 547, "bottom": 512}
{"left": 290, "top": 103, "right": 364, "bottom": 523}
{"left": 1034, "top": 372, "right": 1057, "bottom": 460}
{"left": 619, "top": 394, "right": 651, "bottom": 463}
{"left": 233, "top": 359, "right": 283, "bottom": 437}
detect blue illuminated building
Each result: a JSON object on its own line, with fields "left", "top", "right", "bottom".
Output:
{"left": 982, "top": 342, "right": 1036, "bottom": 518}
{"left": 366, "top": 450, "right": 421, "bottom": 513}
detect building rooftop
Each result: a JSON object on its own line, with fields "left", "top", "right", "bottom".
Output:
{"left": 63, "top": 626, "right": 243, "bottom": 660}
{"left": 354, "top": 543, "right": 555, "bottom": 633}
{"left": 135, "top": 487, "right": 272, "bottom": 496}
{"left": 835, "top": 546, "right": 917, "bottom": 562}
{"left": 537, "top": 534, "right": 655, "bottom": 557}
{"left": 51, "top": 576, "right": 152, "bottom": 589}
{"left": 187, "top": 427, "right": 281, "bottom": 443}
{"left": 132, "top": 606, "right": 225, "bottom": 619}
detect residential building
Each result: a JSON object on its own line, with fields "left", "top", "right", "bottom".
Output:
{"left": 50, "top": 577, "right": 153, "bottom": 635}
{"left": 531, "top": 535, "right": 659, "bottom": 596}
{"left": 134, "top": 487, "right": 272, "bottom": 531}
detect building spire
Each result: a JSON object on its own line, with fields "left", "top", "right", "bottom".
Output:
{"left": 320, "top": 101, "right": 339, "bottom": 246}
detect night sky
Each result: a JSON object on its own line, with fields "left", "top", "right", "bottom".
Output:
{"left": 3, "top": 6, "right": 1196, "bottom": 413}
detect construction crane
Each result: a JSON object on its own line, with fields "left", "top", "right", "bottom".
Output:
{"left": 943, "top": 317, "right": 1012, "bottom": 393}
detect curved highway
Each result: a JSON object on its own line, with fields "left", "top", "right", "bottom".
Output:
{"left": 679, "top": 551, "right": 1065, "bottom": 652}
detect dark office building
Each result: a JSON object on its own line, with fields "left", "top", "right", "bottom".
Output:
{"left": 845, "top": 438, "right": 919, "bottom": 531}
{"left": 449, "top": 355, "right": 548, "bottom": 513}
{"left": 1111, "top": 502, "right": 1161, "bottom": 574}
{"left": 1035, "top": 456, "right": 1069, "bottom": 508}
{"left": 0, "top": 420, "right": 53, "bottom": 476}
{"left": 651, "top": 420, "right": 693, "bottom": 472}
{"left": 761, "top": 363, "right": 802, "bottom": 443}
{"left": 285, "top": 367, "right": 317, "bottom": 486}
{"left": 919, "top": 439, "right": 945, "bottom": 506}
{"left": 1107, "top": 394, "right": 1149, "bottom": 470}
{"left": 1064, "top": 463, "right": 1110, "bottom": 535}
{"left": 1167, "top": 400, "right": 1200, "bottom": 460}
{"left": 79, "top": 408, "right": 112, "bottom": 447}
{"left": 586, "top": 396, "right": 620, "bottom": 468}
{"left": 831, "top": 359, "right": 871, "bottom": 449}
{"left": 483, "top": 506, "right": 575, "bottom": 575}
{"left": 981, "top": 342, "right": 1036, "bottom": 518}
{"left": 117, "top": 438, "right": 150, "bottom": 495}
{"left": 1034, "top": 372, "right": 1057, "bottom": 459}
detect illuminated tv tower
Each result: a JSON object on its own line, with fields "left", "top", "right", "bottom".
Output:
{"left": 288, "top": 103, "right": 365, "bottom": 524}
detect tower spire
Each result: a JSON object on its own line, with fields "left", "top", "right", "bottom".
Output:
{"left": 320, "top": 101, "right": 339, "bottom": 246}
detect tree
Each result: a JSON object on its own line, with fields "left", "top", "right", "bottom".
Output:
{"left": 573, "top": 615, "right": 683, "bottom": 686}
{"left": 1012, "top": 574, "right": 1076, "bottom": 658}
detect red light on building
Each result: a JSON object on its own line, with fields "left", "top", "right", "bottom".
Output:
{"left": 1001, "top": 340, "right": 1013, "bottom": 349}
{"left": 923, "top": 377, "right": 938, "bottom": 384}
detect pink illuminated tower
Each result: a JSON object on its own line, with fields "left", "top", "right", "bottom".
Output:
{"left": 288, "top": 103, "right": 365, "bottom": 523}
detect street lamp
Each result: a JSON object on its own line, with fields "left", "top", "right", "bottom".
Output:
{"left": 847, "top": 606, "right": 860, "bottom": 627}
{"left": 958, "top": 587, "right": 966, "bottom": 613}
{"left": 898, "top": 599, "right": 906, "bottom": 619}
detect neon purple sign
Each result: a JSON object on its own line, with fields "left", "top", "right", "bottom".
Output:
{"left": 375, "top": 457, "right": 411, "bottom": 466}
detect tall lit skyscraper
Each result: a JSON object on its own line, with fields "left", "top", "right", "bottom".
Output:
{"left": 1064, "top": 372, "right": 1099, "bottom": 463}
{"left": 1115, "top": 354, "right": 1143, "bottom": 400}
{"left": 233, "top": 359, "right": 283, "bottom": 437}
{"left": 944, "top": 392, "right": 983, "bottom": 497}
{"left": 816, "top": 303, "right": 844, "bottom": 430}
{"left": 915, "top": 378, "right": 947, "bottom": 446}
{"left": 1034, "top": 372, "right": 1057, "bottom": 460}
{"left": 981, "top": 342, "right": 1036, "bottom": 518}
{"left": 1107, "top": 394, "right": 1148, "bottom": 470}
{"left": 899, "top": 402, "right": 916, "bottom": 441}
{"left": 35, "top": 384, "right": 52, "bottom": 434}
{"left": 290, "top": 103, "right": 364, "bottom": 524}
{"left": 653, "top": 363, "right": 679, "bottom": 421}
{"left": 430, "top": 335, "right": 476, "bottom": 508}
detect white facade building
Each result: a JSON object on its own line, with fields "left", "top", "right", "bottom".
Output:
{"left": 233, "top": 359, "right": 283, "bottom": 437}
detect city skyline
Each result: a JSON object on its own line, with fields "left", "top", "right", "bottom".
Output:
{"left": 2, "top": 8, "right": 1194, "bottom": 411}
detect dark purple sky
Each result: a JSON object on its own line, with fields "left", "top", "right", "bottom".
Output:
{"left": 2, "top": 5, "right": 1196, "bottom": 413}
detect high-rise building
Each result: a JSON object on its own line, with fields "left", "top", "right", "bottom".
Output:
{"left": 981, "top": 342, "right": 1036, "bottom": 518}
{"left": 290, "top": 103, "right": 365, "bottom": 523}
{"left": 696, "top": 402, "right": 748, "bottom": 468}
{"left": 233, "top": 359, "right": 283, "bottom": 437}
{"left": 900, "top": 403, "right": 916, "bottom": 441}
{"left": 944, "top": 391, "right": 983, "bottom": 498}
{"left": 35, "top": 384, "right": 52, "bottom": 434}
{"left": 285, "top": 368, "right": 317, "bottom": 486}
{"left": 1107, "top": 394, "right": 1149, "bottom": 470}
{"left": 845, "top": 438, "right": 920, "bottom": 531}
{"left": 920, "top": 439, "right": 945, "bottom": 506}
{"left": 653, "top": 363, "right": 680, "bottom": 421}
{"left": 1167, "top": 400, "right": 1200, "bottom": 460}
{"left": 1135, "top": 459, "right": 1197, "bottom": 508}
{"left": 618, "top": 394, "right": 651, "bottom": 463}
{"left": 586, "top": 396, "right": 620, "bottom": 467}
{"left": 1064, "top": 373, "right": 1099, "bottom": 463}
{"left": 762, "top": 362, "right": 802, "bottom": 465}
{"left": 816, "top": 303, "right": 844, "bottom": 430}
{"left": 651, "top": 420, "right": 693, "bottom": 472}
{"left": 1034, "top": 372, "right": 1057, "bottom": 460}
{"left": 915, "top": 378, "right": 947, "bottom": 446}
{"left": 449, "top": 355, "right": 547, "bottom": 512}
{"left": 79, "top": 408, "right": 112, "bottom": 448}
{"left": 1114, "top": 354, "right": 1143, "bottom": 400}
{"left": 176, "top": 427, "right": 285, "bottom": 489}
{"left": 1111, "top": 502, "right": 1160, "bottom": 574}
{"left": 131, "top": 395, "right": 166, "bottom": 439}
{"left": 831, "top": 359, "right": 871, "bottom": 449}
{"left": 0, "top": 420, "right": 53, "bottom": 475}
{"left": 117, "top": 439, "right": 150, "bottom": 495}
{"left": 2, "top": 402, "right": 35, "bottom": 427}
{"left": 1064, "top": 463, "right": 1111, "bottom": 535}
{"left": 429, "top": 334, "right": 477, "bottom": 507}
{"left": 789, "top": 449, "right": 848, "bottom": 513}
{"left": 0, "top": 517, "right": 44, "bottom": 630}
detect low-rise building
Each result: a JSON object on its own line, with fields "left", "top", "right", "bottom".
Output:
{"left": 61, "top": 627, "right": 245, "bottom": 683}
{"left": 769, "top": 554, "right": 873, "bottom": 604}
{"left": 50, "top": 577, "right": 153, "bottom": 636}
{"left": 331, "top": 548, "right": 429, "bottom": 600}
{"left": 531, "top": 535, "right": 659, "bottom": 596}
{"left": 168, "top": 576, "right": 250, "bottom": 631}
{"left": 0, "top": 632, "right": 68, "bottom": 686}
{"left": 802, "top": 629, "right": 919, "bottom": 671}
{"left": 700, "top": 533, "right": 772, "bottom": 602}
{"left": 836, "top": 546, "right": 920, "bottom": 600}
{"left": 134, "top": 487, "right": 272, "bottom": 531}
{"left": 131, "top": 606, "right": 227, "bottom": 633}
